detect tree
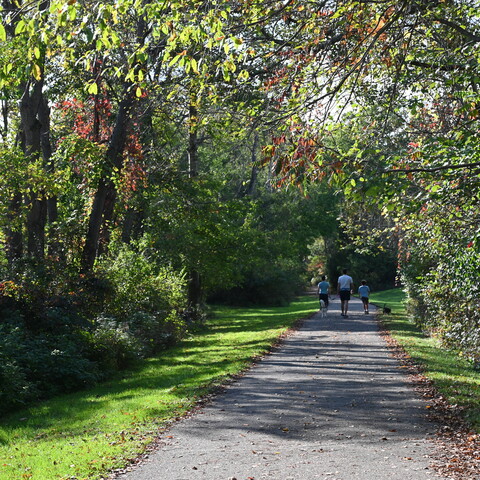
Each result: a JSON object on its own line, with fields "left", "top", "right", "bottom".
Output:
{"left": 253, "top": 0, "right": 480, "bottom": 360}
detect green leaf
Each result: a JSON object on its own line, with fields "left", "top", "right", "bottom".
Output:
{"left": 15, "top": 19, "right": 25, "bottom": 35}
{"left": 32, "top": 64, "right": 42, "bottom": 80}
{"left": 190, "top": 57, "right": 198, "bottom": 74}
{"left": 88, "top": 82, "right": 98, "bottom": 95}
{"left": 0, "top": 24, "right": 6, "bottom": 42}
{"left": 169, "top": 54, "right": 182, "bottom": 67}
{"left": 238, "top": 69, "right": 250, "bottom": 81}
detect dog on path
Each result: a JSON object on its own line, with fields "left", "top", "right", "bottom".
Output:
{"left": 320, "top": 299, "right": 328, "bottom": 317}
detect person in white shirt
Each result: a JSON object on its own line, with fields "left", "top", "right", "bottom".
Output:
{"left": 337, "top": 269, "right": 354, "bottom": 317}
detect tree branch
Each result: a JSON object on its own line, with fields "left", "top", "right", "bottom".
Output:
{"left": 384, "top": 161, "right": 480, "bottom": 174}
{"left": 409, "top": 60, "right": 466, "bottom": 72}
{"left": 434, "top": 17, "right": 480, "bottom": 43}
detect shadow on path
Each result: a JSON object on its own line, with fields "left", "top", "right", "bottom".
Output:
{"left": 118, "top": 298, "right": 447, "bottom": 480}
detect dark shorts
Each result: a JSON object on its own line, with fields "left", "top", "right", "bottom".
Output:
{"left": 340, "top": 290, "right": 351, "bottom": 301}
{"left": 319, "top": 293, "right": 329, "bottom": 307}
{"left": 361, "top": 296, "right": 369, "bottom": 304}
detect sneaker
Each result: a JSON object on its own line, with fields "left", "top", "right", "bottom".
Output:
{"left": 366, "top": 310, "right": 369, "bottom": 314}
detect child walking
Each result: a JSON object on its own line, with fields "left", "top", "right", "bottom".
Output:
{"left": 317, "top": 275, "right": 330, "bottom": 309}
{"left": 358, "top": 280, "right": 371, "bottom": 314}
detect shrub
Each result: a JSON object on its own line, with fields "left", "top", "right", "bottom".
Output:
{"left": 18, "top": 334, "right": 99, "bottom": 396}
{"left": 98, "top": 244, "right": 188, "bottom": 346}
{"left": 85, "top": 316, "right": 142, "bottom": 372}
{"left": 0, "top": 315, "right": 100, "bottom": 413}
{"left": 128, "top": 311, "right": 178, "bottom": 356}
{"left": 0, "top": 358, "right": 33, "bottom": 412}
{"left": 0, "top": 323, "right": 36, "bottom": 412}
{"left": 209, "top": 264, "right": 303, "bottom": 307}
{"left": 401, "top": 229, "right": 480, "bottom": 366}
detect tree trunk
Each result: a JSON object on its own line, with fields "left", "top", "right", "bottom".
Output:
{"left": 81, "top": 90, "right": 134, "bottom": 272}
{"left": 188, "top": 270, "right": 202, "bottom": 311}
{"left": 4, "top": 118, "right": 23, "bottom": 263}
{"left": 186, "top": 99, "right": 202, "bottom": 310}
{"left": 82, "top": 177, "right": 111, "bottom": 272}
{"left": 121, "top": 100, "right": 153, "bottom": 244}
{"left": 187, "top": 103, "right": 199, "bottom": 178}
{"left": 80, "top": 11, "right": 151, "bottom": 271}
{"left": 20, "top": 79, "right": 48, "bottom": 260}
{"left": 38, "top": 94, "right": 61, "bottom": 259}
{"left": 97, "top": 186, "right": 116, "bottom": 257}
{"left": 6, "top": 192, "right": 23, "bottom": 263}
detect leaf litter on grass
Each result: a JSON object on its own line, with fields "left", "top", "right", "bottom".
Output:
{"left": 378, "top": 319, "right": 480, "bottom": 480}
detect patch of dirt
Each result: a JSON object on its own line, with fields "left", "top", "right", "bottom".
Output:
{"left": 378, "top": 318, "right": 480, "bottom": 480}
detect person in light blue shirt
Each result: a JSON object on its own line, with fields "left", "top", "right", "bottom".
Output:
{"left": 358, "top": 280, "right": 371, "bottom": 314}
{"left": 317, "top": 275, "right": 330, "bottom": 308}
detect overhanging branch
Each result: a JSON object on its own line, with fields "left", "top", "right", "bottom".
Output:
{"left": 384, "top": 161, "right": 480, "bottom": 174}
{"left": 434, "top": 17, "right": 480, "bottom": 43}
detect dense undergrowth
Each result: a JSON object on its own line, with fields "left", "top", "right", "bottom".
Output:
{"left": 0, "top": 249, "right": 188, "bottom": 415}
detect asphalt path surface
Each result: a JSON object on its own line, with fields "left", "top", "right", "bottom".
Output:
{"left": 118, "top": 297, "right": 447, "bottom": 480}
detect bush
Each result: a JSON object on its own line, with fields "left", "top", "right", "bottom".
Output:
{"left": 98, "top": 244, "right": 188, "bottom": 347}
{"left": 85, "top": 316, "right": 142, "bottom": 372}
{"left": 128, "top": 311, "right": 178, "bottom": 356}
{"left": 401, "top": 230, "right": 480, "bottom": 366}
{"left": 0, "top": 358, "right": 33, "bottom": 412}
{"left": 0, "top": 323, "right": 36, "bottom": 411}
{"left": 0, "top": 315, "right": 100, "bottom": 413}
{"left": 19, "top": 334, "right": 99, "bottom": 395}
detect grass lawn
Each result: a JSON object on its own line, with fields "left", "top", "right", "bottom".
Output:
{"left": 370, "top": 288, "right": 480, "bottom": 432}
{"left": 0, "top": 296, "right": 318, "bottom": 480}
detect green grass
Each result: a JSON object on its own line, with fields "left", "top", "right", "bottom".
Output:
{"left": 0, "top": 296, "right": 318, "bottom": 480}
{"left": 370, "top": 288, "right": 480, "bottom": 431}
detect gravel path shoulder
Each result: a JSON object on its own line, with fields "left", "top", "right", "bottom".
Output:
{"left": 117, "top": 297, "right": 448, "bottom": 480}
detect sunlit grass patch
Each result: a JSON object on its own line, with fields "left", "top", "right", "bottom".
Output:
{"left": 0, "top": 296, "right": 318, "bottom": 480}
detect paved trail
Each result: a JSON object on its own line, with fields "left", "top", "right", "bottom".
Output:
{"left": 118, "top": 298, "right": 446, "bottom": 480}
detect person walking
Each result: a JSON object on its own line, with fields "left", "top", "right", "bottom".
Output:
{"left": 317, "top": 275, "right": 330, "bottom": 309}
{"left": 337, "top": 269, "right": 354, "bottom": 317}
{"left": 358, "top": 279, "right": 371, "bottom": 314}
